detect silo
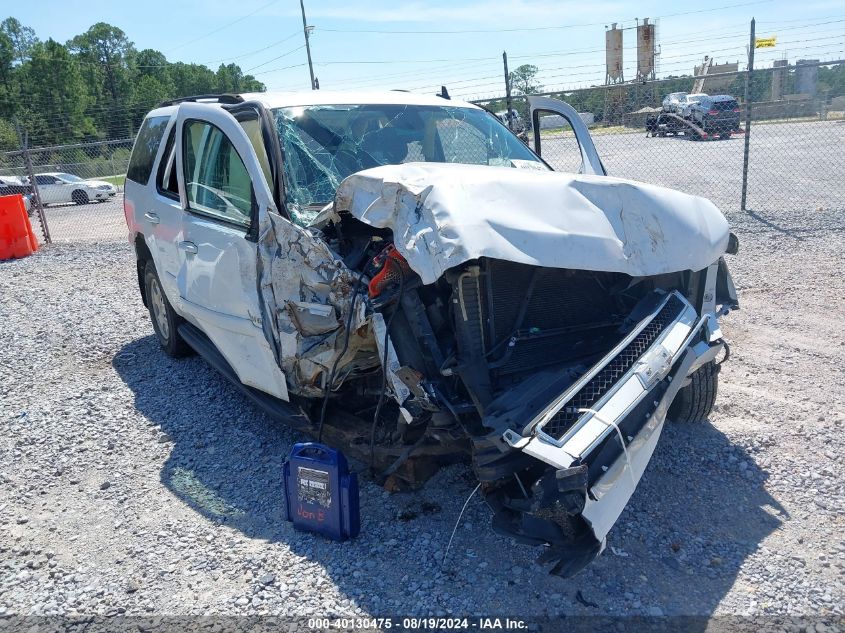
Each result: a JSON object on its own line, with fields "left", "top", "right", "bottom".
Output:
{"left": 636, "top": 18, "right": 656, "bottom": 81}
{"left": 606, "top": 24, "right": 623, "bottom": 84}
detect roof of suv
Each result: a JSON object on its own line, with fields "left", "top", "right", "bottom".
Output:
{"left": 152, "top": 90, "right": 482, "bottom": 115}
{"left": 242, "top": 90, "right": 481, "bottom": 109}
{"left": 148, "top": 90, "right": 483, "bottom": 119}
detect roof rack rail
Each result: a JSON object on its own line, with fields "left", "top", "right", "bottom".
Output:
{"left": 158, "top": 94, "right": 244, "bottom": 107}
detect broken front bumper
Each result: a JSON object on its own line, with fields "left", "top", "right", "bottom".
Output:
{"left": 499, "top": 291, "right": 723, "bottom": 555}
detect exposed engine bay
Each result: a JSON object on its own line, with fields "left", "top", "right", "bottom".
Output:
{"left": 250, "top": 163, "right": 739, "bottom": 577}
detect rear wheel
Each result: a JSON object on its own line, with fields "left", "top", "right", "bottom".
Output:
{"left": 669, "top": 361, "right": 718, "bottom": 423}
{"left": 71, "top": 189, "right": 89, "bottom": 205}
{"left": 144, "top": 260, "right": 192, "bottom": 357}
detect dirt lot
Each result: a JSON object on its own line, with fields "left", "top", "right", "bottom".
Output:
{"left": 1, "top": 193, "right": 843, "bottom": 624}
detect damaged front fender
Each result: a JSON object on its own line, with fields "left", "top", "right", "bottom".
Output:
{"left": 256, "top": 211, "right": 377, "bottom": 398}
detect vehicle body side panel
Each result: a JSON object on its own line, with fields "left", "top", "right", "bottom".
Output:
{"left": 254, "top": 210, "right": 375, "bottom": 398}
{"left": 173, "top": 102, "right": 288, "bottom": 400}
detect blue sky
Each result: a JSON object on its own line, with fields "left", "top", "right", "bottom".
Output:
{"left": 8, "top": 0, "right": 845, "bottom": 99}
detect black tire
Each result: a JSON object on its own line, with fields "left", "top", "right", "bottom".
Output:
{"left": 71, "top": 189, "right": 89, "bottom": 205}
{"left": 669, "top": 361, "right": 718, "bottom": 423}
{"left": 144, "top": 260, "right": 192, "bottom": 358}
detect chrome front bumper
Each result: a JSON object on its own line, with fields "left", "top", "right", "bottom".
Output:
{"left": 501, "top": 290, "right": 723, "bottom": 541}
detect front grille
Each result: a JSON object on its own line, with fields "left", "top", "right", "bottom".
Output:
{"left": 485, "top": 260, "right": 629, "bottom": 376}
{"left": 541, "top": 294, "right": 685, "bottom": 439}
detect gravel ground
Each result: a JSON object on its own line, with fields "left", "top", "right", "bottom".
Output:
{"left": 1, "top": 202, "right": 844, "bottom": 622}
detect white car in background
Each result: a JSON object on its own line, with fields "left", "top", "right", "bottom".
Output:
{"left": 679, "top": 93, "right": 708, "bottom": 118}
{"left": 28, "top": 172, "right": 117, "bottom": 205}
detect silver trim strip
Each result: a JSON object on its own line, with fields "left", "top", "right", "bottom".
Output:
{"left": 525, "top": 291, "right": 688, "bottom": 448}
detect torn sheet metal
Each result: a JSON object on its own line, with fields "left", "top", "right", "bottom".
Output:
{"left": 335, "top": 162, "right": 730, "bottom": 285}
{"left": 256, "top": 210, "right": 377, "bottom": 399}
{"left": 372, "top": 312, "right": 412, "bottom": 408}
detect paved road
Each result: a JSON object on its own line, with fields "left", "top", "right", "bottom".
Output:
{"left": 38, "top": 197, "right": 127, "bottom": 243}
{"left": 542, "top": 119, "right": 845, "bottom": 213}
{"left": 37, "top": 120, "right": 844, "bottom": 242}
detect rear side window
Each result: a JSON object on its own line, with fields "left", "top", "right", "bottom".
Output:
{"left": 127, "top": 116, "right": 170, "bottom": 184}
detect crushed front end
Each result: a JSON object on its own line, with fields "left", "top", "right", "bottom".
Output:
{"left": 261, "top": 163, "right": 739, "bottom": 576}
{"left": 456, "top": 259, "right": 736, "bottom": 575}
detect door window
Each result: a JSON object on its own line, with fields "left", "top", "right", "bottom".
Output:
{"left": 533, "top": 112, "right": 583, "bottom": 174}
{"left": 156, "top": 127, "right": 180, "bottom": 199}
{"left": 183, "top": 120, "right": 253, "bottom": 228}
{"left": 34, "top": 175, "right": 57, "bottom": 185}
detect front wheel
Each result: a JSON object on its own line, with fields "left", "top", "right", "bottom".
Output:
{"left": 71, "top": 189, "right": 89, "bottom": 205}
{"left": 669, "top": 361, "right": 718, "bottom": 423}
{"left": 144, "top": 261, "right": 192, "bottom": 357}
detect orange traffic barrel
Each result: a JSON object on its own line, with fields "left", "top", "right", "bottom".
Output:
{"left": 0, "top": 194, "right": 38, "bottom": 260}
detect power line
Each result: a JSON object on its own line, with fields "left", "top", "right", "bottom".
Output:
{"left": 319, "top": 0, "right": 773, "bottom": 34}
{"left": 243, "top": 45, "right": 306, "bottom": 73}
{"left": 165, "top": 0, "right": 281, "bottom": 54}
{"left": 202, "top": 31, "right": 301, "bottom": 65}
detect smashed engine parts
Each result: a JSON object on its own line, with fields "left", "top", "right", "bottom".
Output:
{"left": 251, "top": 163, "right": 737, "bottom": 577}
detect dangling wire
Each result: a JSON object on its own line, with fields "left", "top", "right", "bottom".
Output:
{"left": 578, "top": 407, "right": 637, "bottom": 487}
{"left": 442, "top": 482, "right": 482, "bottom": 568}
{"left": 369, "top": 265, "right": 405, "bottom": 470}
{"left": 317, "top": 268, "right": 367, "bottom": 443}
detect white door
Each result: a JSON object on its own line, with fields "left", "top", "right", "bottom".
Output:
{"left": 144, "top": 120, "right": 187, "bottom": 304}
{"left": 527, "top": 96, "right": 607, "bottom": 176}
{"left": 173, "top": 102, "right": 288, "bottom": 400}
{"left": 34, "top": 175, "right": 65, "bottom": 204}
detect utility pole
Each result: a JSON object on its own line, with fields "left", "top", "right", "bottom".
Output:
{"left": 503, "top": 51, "right": 513, "bottom": 130}
{"left": 741, "top": 17, "right": 755, "bottom": 211}
{"left": 300, "top": 0, "right": 317, "bottom": 90}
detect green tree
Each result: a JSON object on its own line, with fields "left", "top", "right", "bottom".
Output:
{"left": 19, "top": 39, "right": 94, "bottom": 145}
{"left": 68, "top": 23, "right": 136, "bottom": 137}
{"left": 1, "top": 17, "right": 38, "bottom": 64}
{"left": 0, "top": 30, "right": 16, "bottom": 119}
{"left": 168, "top": 61, "right": 217, "bottom": 96}
{"left": 509, "top": 64, "right": 543, "bottom": 96}
{"left": 215, "top": 63, "right": 264, "bottom": 93}
{"left": 1, "top": 19, "right": 267, "bottom": 146}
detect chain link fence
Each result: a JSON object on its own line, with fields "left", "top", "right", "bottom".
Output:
{"left": 0, "top": 137, "right": 132, "bottom": 243}
{"left": 3, "top": 59, "right": 843, "bottom": 243}
{"left": 495, "top": 59, "right": 844, "bottom": 215}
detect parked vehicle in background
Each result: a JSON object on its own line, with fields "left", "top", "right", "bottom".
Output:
{"left": 24, "top": 172, "right": 117, "bottom": 205}
{"left": 124, "top": 90, "right": 737, "bottom": 578}
{"left": 495, "top": 109, "right": 526, "bottom": 134}
{"left": 0, "top": 178, "right": 34, "bottom": 214}
{"left": 661, "top": 92, "right": 688, "bottom": 113}
{"left": 679, "top": 93, "right": 708, "bottom": 118}
{"left": 687, "top": 95, "right": 742, "bottom": 139}
{"left": 0, "top": 176, "right": 33, "bottom": 195}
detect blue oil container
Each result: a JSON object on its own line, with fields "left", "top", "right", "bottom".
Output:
{"left": 283, "top": 442, "right": 359, "bottom": 541}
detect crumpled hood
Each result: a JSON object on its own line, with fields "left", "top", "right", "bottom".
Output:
{"left": 334, "top": 162, "right": 730, "bottom": 284}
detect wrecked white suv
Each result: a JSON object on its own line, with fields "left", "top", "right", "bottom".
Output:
{"left": 125, "top": 91, "right": 738, "bottom": 576}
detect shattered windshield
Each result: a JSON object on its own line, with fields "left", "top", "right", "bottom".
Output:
{"left": 273, "top": 103, "right": 545, "bottom": 225}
